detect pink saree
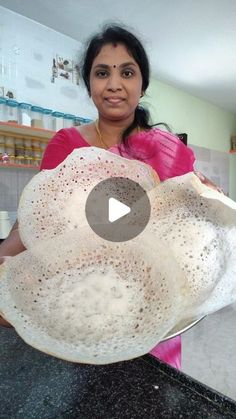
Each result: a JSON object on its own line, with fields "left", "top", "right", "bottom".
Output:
{"left": 110, "top": 128, "right": 195, "bottom": 369}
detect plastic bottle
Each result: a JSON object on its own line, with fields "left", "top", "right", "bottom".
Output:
{"left": 31, "top": 106, "right": 44, "bottom": 128}
{"left": 5, "top": 100, "right": 19, "bottom": 123}
{"left": 52, "top": 111, "right": 64, "bottom": 131}
{"left": 63, "top": 113, "right": 76, "bottom": 128}
{"left": 42, "top": 108, "right": 53, "bottom": 130}
{"left": 19, "top": 103, "right": 32, "bottom": 126}
{"left": 0, "top": 97, "right": 7, "bottom": 122}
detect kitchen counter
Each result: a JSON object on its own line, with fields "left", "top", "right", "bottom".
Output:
{"left": 1, "top": 328, "right": 236, "bottom": 419}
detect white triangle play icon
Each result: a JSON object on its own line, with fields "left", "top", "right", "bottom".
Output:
{"left": 108, "top": 197, "right": 131, "bottom": 222}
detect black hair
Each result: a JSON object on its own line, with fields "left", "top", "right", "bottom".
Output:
{"left": 81, "top": 24, "right": 170, "bottom": 156}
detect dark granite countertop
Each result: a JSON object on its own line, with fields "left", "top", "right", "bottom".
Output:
{"left": 1, "top": 328, "right": 236, "bottom": 419}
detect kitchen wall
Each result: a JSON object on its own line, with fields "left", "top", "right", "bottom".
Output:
{"left": 0, "top": 5, "right": 97, "bottom": 119}
{"left": 144, "top": 79, "right": 236, "bottom": 199}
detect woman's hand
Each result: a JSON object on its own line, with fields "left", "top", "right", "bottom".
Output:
{"left": 0, "top": 256, "right": 12, "bottom": 264}
{"left": 194, "top": 171, "right": 224, "bottom": 194}
{"left": 0, "top": 257, "right": 12, "bottom": 328}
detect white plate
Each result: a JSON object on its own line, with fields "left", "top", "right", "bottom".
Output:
{"left": 162, "top": 316, "right": 205, "bottom": 341}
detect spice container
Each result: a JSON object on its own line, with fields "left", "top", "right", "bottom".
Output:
{"left": 0, "top": 136, "right": 5, "bottom": 162}
{"left": 78, "top": 117, "right": 86, "bottom": 125}
{"left": 52, "top": 111, "right": 64, "bottom": 131}
{"left": 4, "top": 136, "right": 15, "bottom": 164}
{"left": 42, "top": 108, "right": 53, "bottom": 130}
{"left": 33, "top": 146, "right": 42, "bottom": 167}
{"left": 0, "top": 211, "right": 12, "bottom": 239}
{"left": 40, "top": 142, "right": 47, "bottom": 150}
{"left": 5, "top": 100, "right": 19, "bottom": 123}
{"left": 32, "top": 139, "right": 40, "bottom": 148}
{"left": 63, "top": 114, "right": 76, "bottom": 128}
{"left": 231, "top": 135, "right": 236, "bottom": 151}
{"left": 1, "top": 152, "right": 9, "bottom": 164}
{"left": 5, "top": 136, "right": 15, "bottom": 147}
{"left": 0, "top": 134, "right": 5, "bottom": 152}
{"left": 31, "top": 106, "right": 44, "bottom": 128}
{"left": 4, "top": 145, "right": 15, "bottom": 164}
{"left": 23, "top": 138, "right": 33, "bottom": 165}
{"left": 0, "top": 97, "right": 7, "bottom": 122}
{"left": 73, "top": 116, "right": 81, "bottom": 126}
{"left": 15, "top": 154, "right": 25, "bottom": 165}
{"left": 40, "top": 142, "right": 47, "bottom": 154}
{"left": 15, "top": 137, "right": 25, "bottom": 160}
{"left": 8, "top": 149, "right": 16, "bottom": 164}
{"left": 19, "top": 103, "right": 32, "bottom": 126}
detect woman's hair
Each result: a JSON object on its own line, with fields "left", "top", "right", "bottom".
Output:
{"left": 81, "top": 24, "right": 170, "bottom": 155}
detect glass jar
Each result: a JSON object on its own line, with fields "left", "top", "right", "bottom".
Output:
{"left": 19, "top": 102, "right": 32, "bottom": 126}
{"left": 15, "top": 137, "right": 25, "bottom": 158}
{"left": 33, "top": 147, "right": 42, "bottom": 159}
{"left": 5, "top": 145, "right": 15, "bottom": 164}
{"left": 78, "top": 117, "right": 86, "bottom": 125}
{"left": 1, "top": 152, "right": 9, "bottom": 164}
{"left": 40, "top": 142, "right": 47, "bottom": 152}
{"left": 15, "top": 155, "right": 25, "bottom": 165}
{"left": 0, "top": 97, "right": 7, "bottom": 122}
{"left": 73, "top": 116, "right": 81, "bottom": 126}
{"left": 0, "top": 134, "right": 5, "bottom": 150}
{"left": 33, "top": 146, "right": 42, "bottom": 166}
{"left": 32, "top": 139, "right": 40, "bottom": 148}
{"left": 31, "top": 106, "right": 44, "bottom": 128}
{"left": 42, "top": 108, "right": 53, "bottom": 130}
{"left": 24, "top": 137, "right": 32, "bottom": 148}
{"left": 24, "top": 147, "right": 33, "bottom": 164}
{"left": 0, "top": 137, "right": 5, "bottom": 161}
{"left": 0, "top": 211, "right": 12, "bottom": 239}
{"left": 5, "top": 99, "right": 19, "bottom": 124}
{"left": 5, "top": 136, "right": 15, "bottom": 147}
{"left": 52, "top": 111, "right": 64, "bottom": 131}
{"left": 84, "top": 118, "right": 92, "bottom": 124}
{"left": 63, "top": 113, "right": 76, "bottom": 128}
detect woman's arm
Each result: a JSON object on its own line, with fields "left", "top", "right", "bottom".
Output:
{"left": 194, "top": 171, "right": 224, "bottom": 193}
{"left": 0, "top": 220, "right": 26, "bottom": 259}
{"left": 0, "top": 220, "right": 26, "bottom": 327}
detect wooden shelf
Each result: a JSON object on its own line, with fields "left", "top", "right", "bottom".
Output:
{"left": 0, "top": 163, "right": 39, "bottom": 169}
{"left": 0, "top": 122, "right": 55, "bottom": 143}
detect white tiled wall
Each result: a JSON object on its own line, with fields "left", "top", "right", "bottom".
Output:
{"left": 0, "top": 5, "right": 97, "bottom": 119}
{"left": 190, "top": 144, "right": 229, "bottom": 195}
{"left": 0, "top": 167, "right": 38, "bottom": 224}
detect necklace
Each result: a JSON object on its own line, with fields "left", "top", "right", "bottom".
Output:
{"left": 94, "top": 119, "right": 141, "bottom": 149}
{"left": 94, "top": 119, "right": 109, "bottom": 149}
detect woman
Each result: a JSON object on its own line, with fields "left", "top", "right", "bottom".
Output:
{"left": 0, "top": 24, "right": 220, "bottom": 366}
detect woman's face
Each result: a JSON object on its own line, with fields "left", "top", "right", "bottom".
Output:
{"left": 89, "top": 43, "right": 143, "bottom": 121}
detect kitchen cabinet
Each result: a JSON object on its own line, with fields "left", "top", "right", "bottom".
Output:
{"left": 0, "top": 122, "right": 54, "bottom": 169}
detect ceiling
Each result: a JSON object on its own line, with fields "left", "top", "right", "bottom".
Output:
{"left": 1, "top": 0, "right": 236, "bottom": 114}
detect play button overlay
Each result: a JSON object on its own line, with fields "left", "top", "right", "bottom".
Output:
{"left": 108, "top": 198, "right": 130, "bottom": 222}
{"left": 85, "top": 177, "right": 151, "bottom": 242}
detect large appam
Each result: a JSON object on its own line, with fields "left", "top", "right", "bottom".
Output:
{"left": 0, "top": 148, "right": 236, "bottom": 364}
{"left": 146, "top": 172, "right": 236, "bottom": 319}
{"left": 0, "top": 228, "right": 184, "bottom": 364}
{"left": 18, "top": 147, "right": 159, "bottom": 248}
